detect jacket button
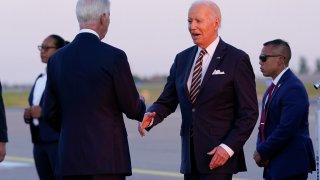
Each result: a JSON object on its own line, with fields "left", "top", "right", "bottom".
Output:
{"left": 192, "top": 108, "right": 195, "bottom": 112}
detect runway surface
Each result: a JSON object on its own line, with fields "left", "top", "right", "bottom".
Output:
{"left": 1, "top": 103, "right": 318, "bottom": 179}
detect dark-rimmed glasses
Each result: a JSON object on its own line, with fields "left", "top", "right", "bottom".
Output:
{"left": 37, "top": 45, "right": 57, "bottom": 51}
{"left": 259, "top": 54, "right": 285, "bottom": 62}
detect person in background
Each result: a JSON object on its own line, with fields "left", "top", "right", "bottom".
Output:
{"left": 254, "top": 39, "right": 316, "bottom": 180}
{"left": 42, "top": 0, "right": 146, "bottom": 179}
{"left": 23, "top": 34, "right": 66, "bottom": 180}
{"left": 0, "top": 81, "right": 8, "bottom": 163}
{"left": 139, "top": 0, "right": 259, "bottom": 179}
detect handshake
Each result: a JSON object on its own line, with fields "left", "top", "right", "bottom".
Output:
{"left": 138, "top": 112, "right": 156, "bottom": 136}
{"left": 138, "top": 95, "right": 156, "bottom": 136}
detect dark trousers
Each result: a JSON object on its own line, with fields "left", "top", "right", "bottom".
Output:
{"left": 184, "top": 137, "right": 232, "bottom": 180}
{"left": 264, "top": 172, "right": 308, "bottom": 180}
{"left": 62, "top": 175, "right": 126, "bottom": 180}
{"left": 33, "top": 142, "right": 61, "bottom": 180}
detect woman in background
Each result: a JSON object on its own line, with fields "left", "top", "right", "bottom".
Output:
{"left": 23, "top": 34, "right": 66, "bottom": 180}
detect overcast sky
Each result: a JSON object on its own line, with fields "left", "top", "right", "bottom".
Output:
{"left": 0, "top": 0, "right": 319, "bottom": 85}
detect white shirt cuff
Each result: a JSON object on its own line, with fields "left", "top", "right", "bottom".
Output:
{"left": 219, "top": 143, "right": 234, "bottom": 157}
{"left": 148, "top": 118, "right": 154, "bottom": 127}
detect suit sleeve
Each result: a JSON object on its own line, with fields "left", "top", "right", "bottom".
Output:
{"left": 42, "top": 59, "right": 62, "bottom": 131}
{"left": 148, "top": 57, "right": 180, "bottom": 126}
{"left": 0, "top": 82, "right": 8, "bottom": 142}
{"left": 223, "top": 54, "right": 259, "bottom": 152}
{"left": 112, "top": 51, "right": 146, "bottom": 121}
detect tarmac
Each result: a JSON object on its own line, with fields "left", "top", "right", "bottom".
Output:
{"left": 1, "top": 103, "right": 318, "bottom": 180}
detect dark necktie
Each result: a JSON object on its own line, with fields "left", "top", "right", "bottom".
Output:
{"left": 260, "top": 83, "right": 276, "bottom": 142}
{"left": 190, "top": 49, "right": 207, "bottom": 105}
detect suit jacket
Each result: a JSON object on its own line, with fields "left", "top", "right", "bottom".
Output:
{"left": 148, "top": 39, "right": 259, "bottom": 174}
{"left": 0, "top": 82, "right": 8, "bottom": 142}
{"left": 42, "top": 33, "right": 146, "bottom": 176}
{"left": 25, "top": 74, "right": 59, "bottom": 144}
{"left": 256, "top": 69, "right": 316, "bottom": 179}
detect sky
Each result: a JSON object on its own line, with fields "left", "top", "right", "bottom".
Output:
{"left": 0, "top": 0, "right": 319, "bottom": 85}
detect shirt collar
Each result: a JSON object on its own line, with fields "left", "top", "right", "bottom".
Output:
{"left": 273, "top": 67, "right": 289, "bottom": 85}
{"left": 79, "top": 29, "right": 100, "bottom": 39}
{"left": 197, "top": 36, "right": 220, "bottom": 57}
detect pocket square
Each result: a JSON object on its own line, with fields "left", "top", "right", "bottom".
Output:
{"left": 212, "top": 69, "right": 225, "bottom": 75}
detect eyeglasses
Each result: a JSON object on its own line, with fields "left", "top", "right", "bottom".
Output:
{"left": 259, "top": 54, "right": 285, "bottom": 62}
{"left": 37, "top": 45, "right": 57, "bottom": 51}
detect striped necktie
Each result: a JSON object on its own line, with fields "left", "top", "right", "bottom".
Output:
{"left": 190, "top": 49, "right": 207, "bottom": 105}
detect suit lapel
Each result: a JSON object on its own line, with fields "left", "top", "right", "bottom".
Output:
{"left": 266, "top": 69, "right": 292, "bottom": 111}
{"left": 270, "top": 70, "right": 291, "bottom": 102}
{"left": 198, "top": 39, "right": 227, "bottom": 93}
{"left": 184, "top": 46, "right": 198, "bottom": 102}
{"left": 29, "top": 74, "right": 43, "bottom": 106}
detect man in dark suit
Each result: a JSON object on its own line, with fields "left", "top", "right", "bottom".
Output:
{"left": 0, "top": 81, "right": 8, "bottom": 162}
{"left": 254, "top": 39, "right": 316, "bottom": 179}
{"left": 42, "top": 0, "right": 146, "bottom": 179}
{"left": 139, "top": 1, "right": 259, "bottom": 179}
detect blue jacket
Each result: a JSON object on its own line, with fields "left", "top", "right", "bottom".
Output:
{"left": 256, "top": 69, "right": 316, "bottom": 179}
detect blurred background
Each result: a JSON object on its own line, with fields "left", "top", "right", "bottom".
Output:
{"left": 1, "top": 0, "right": 319, "bottom": 179}
{"left": 0, "top": 0, "right": 319, "bottom": 85}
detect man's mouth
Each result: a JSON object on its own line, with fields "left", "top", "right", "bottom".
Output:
{"left": 192, "top": 33, "right": 201, "bottom": 38}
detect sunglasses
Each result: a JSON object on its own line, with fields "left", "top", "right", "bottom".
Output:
{"left": 259, "top": 54, "right": 285, "bottom": 62}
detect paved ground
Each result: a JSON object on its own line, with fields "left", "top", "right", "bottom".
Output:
{"left": 1, "top": 101, "right": 319, "bottom": 179}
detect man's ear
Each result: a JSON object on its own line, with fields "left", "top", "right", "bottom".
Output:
{"left": 100, "top": 13, "right": 106, "bottom": 25}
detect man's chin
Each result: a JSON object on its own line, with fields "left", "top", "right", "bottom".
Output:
{"left": 262, "top": 72, "right": 269, "bottom": 77}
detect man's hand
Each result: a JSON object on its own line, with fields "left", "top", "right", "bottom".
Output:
{"left": 253, "top": 150, "right": 269, "bottom": 167}
{"left": 0, "top": 142, "right": 6, "bottom": 162}
{"left": 31, "top": 105, "right": 42, "bottom": 119}
{"left": 23, "top": 107, "right": 32, "bottom": 123}
{"left": 139, "top": 112, "right": 156, "bottom": 136}
{"left": 207, "top": 146, "right": 230, "bottom": 170}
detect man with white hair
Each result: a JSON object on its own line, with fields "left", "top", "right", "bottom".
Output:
{"left": 140, "top": 0, "right": 258, "bottom": 179}
{"left": 43, "top": 0, "right": 146, "bottom": 179}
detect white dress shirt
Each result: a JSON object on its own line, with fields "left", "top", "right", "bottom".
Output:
{"left": 32, "top": 71, "right": 47, "bottom": 126}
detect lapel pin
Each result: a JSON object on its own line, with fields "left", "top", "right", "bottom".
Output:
{"left": 217, "top": 57, "right": 221, "bottom": 59}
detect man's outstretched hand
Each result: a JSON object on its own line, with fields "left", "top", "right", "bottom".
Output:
{"left": 139, "top": 112, "right": 156, "bottom": 136}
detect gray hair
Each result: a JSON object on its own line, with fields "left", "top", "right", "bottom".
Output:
{"left": 191, "top": 0, "right": 222, "bottom": 27}
{"left": 76, "top": 0, "right": 110, "bottom": 26}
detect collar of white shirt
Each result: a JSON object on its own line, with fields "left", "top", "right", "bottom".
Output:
{"left": 79, "top": 29, "right": 100, "bottom": 39}
{"left": 273, "top": 67, "right": 289, "bottom": 85}
{"left": 197, "top": 36, "right": 220, "bottom": 58}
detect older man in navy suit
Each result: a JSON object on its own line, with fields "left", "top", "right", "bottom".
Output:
{"left": 140, "top": 1, "right": 259, "bottom": 179}
{"left": 42, "top": 0, "right": 145, "bottom": 179}
{"left": 254, "top": 39, "right": 316, "bottom": 180}
{"left": 0, "top": 81, "right": 8, "bottom": 163}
